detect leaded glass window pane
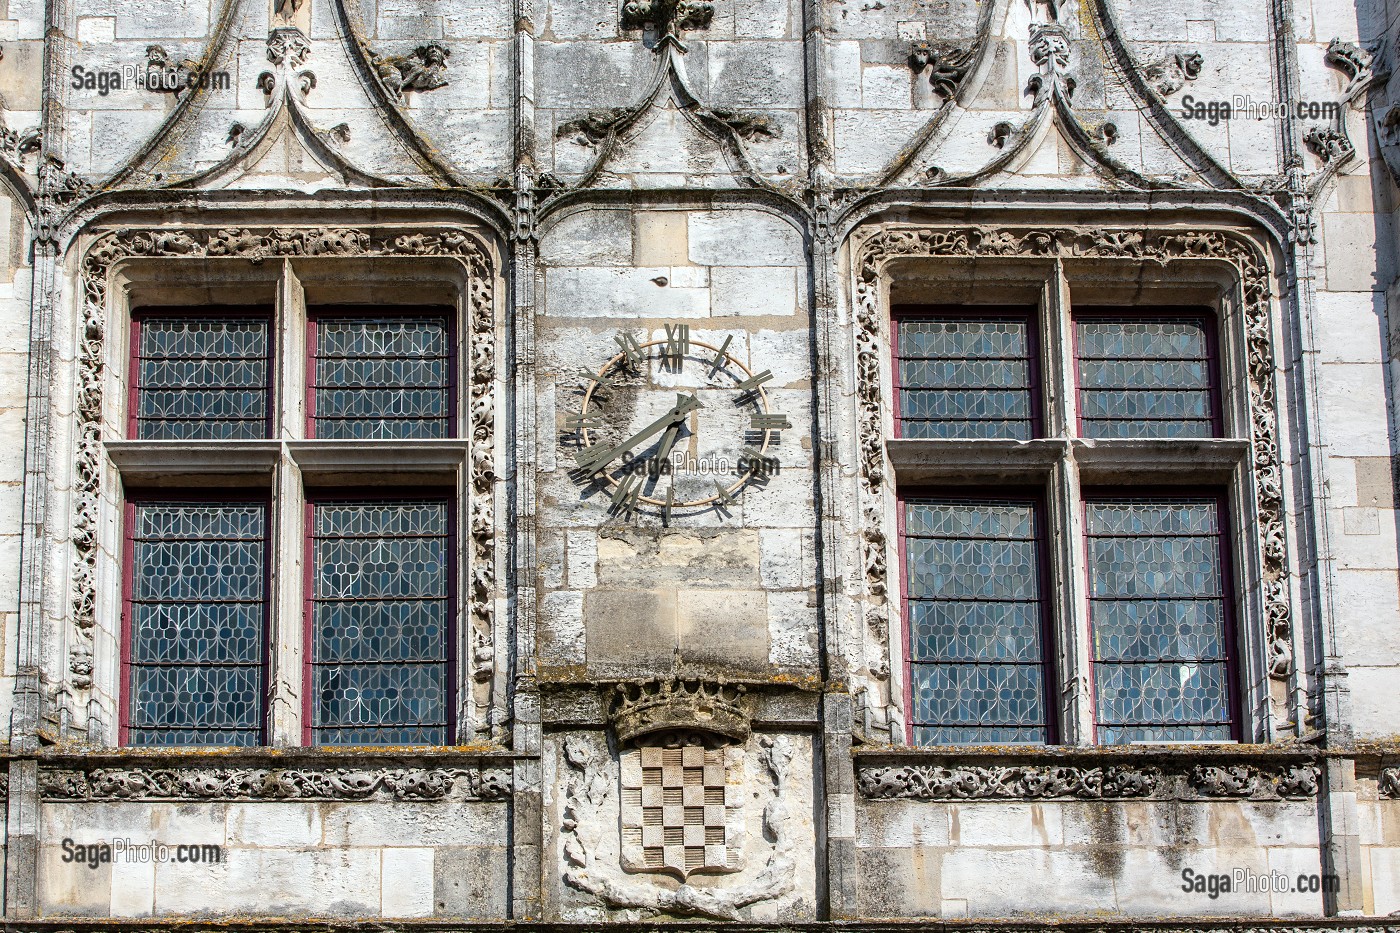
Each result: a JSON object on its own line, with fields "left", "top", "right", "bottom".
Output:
{"left": 896, "top": 315, "right": 1035, "bottom": 440}
{"left": 905, "top": 497, "right": 1048, "bottom": 744}
{"left": 1087, "top": 497, "right": 1234, "bottom": 743}
{"left": 134, "top": 315, "right": 271, "bottom": 440}
{"left": 1075, "top": 316, "right": 1218, "bottom": 439}
{"left": 312, "top": 315, "right": 453, "bottom": 439}
{"left": 310, "top": 499, "right": 452, "bottom": 745}
{"left": 126, "top": 502, "right": 267, "bottom": 746}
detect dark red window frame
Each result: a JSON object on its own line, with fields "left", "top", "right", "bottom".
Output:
{"left": 897, "top": 486, "right": 1060, "bottom": 746}
{"left": 1081, "top": 488, "right": 1242, "bottom": 744}
{"left": 127, "top": 306, "right": 275, "bottom": 440}
{"left": 301, "top": 488, "right": 458, "bottom": 747}
{"left": 890, "top": 306, "right": 1044, "bottom": 441}
{"left": 120, "top": 489, "right": 272, "bottom": 747}
{"left": 1070, "top": 308, "right": 1224, "bottom": 439}
{"left": 305, "top": 306, "right": 458, "bottom": 440}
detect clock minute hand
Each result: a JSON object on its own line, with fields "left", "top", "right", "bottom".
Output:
{"left": 574, "top": 393, "right": 701, "bottom": 473}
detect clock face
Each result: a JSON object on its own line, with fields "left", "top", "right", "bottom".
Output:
{"left": 562, "top": 325, "right": 789, "bottom": 522}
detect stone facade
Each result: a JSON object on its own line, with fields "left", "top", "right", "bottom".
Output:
{"left": 0, "top": 0, "right": 1392, "bottom": 927}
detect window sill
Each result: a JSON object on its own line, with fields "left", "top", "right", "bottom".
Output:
{"left": 106, "top": 439, "right": 469, "bottom": 485}
{"left": 106, "top": 440, "right": 281, "bottom": 482}
{"left": 1072, "top": 437, "right": 1250, "bottom": 483}
{"left": 886, "top": 438, "right": 1069, "bottom": 483}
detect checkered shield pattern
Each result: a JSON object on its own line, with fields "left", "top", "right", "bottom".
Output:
{"left": 620, "top": 743, "right": 744, "bottom": 878}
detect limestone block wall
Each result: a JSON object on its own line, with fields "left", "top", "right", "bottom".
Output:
{"left": 1360, "top": 773, "right": 1400, "bottom": 915}
{"left": 538, "top": 0, "right": 807, "bottom": 186}
{"left": 37, "top": 794, "right": 509, "bottom": 918}
{"left": 854, "top": 796, "right": 1327, "bottom": 919}
{"left": 534, "top": 204, "right": 817, "bottom": 681}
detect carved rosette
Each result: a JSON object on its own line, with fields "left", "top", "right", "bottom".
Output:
{"left": 72, "top": 227, "right": 501, "bottom": 736}
{"left": 38, "top": 765, "right": 510, "bottom": 801}
{"left": 852, "top": 227, "right": 1294, "bottom": 735}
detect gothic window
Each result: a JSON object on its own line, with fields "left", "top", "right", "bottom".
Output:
{"left": 129, "top": 310, "right": 273, "bottom": 440}
{"left": 901, "top": 495, "right": 1051, "bottom": 744}
{"left": 307, "top": 497, "right": 455, "bottom": 745}
{"left": 110, "top": 256, "right": 478, "bottom": 749}
{"left": 1074, "top": 312, "right": 1220, "bottom": 439}
{"left": 1086, "top": 495, "right": 1236, "bottom": 743}
{"left": 889, "top": 278, "right": 1246, "bottom": 746}
{"left": 307, "top": 309, "right": 455, "bottom": 440}
{"left": 893, "top": 310, "right": 1039, "bottom": 440}
{"left": 122, "top": 498, "right": 268, "bottom": 746}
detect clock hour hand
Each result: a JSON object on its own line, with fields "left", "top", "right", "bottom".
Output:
{"left": 654, "top": 422, "right": 682, "bottom": 467}
{"left": 574, "top": 393, "right": 701, "bottom": 474}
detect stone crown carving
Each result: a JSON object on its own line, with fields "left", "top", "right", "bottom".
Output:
{"left": 610, "top": 679, "right": 751, "bottom": 745}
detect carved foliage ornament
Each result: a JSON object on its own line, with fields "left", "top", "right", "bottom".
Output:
{"left": 858, "top": 762, "right": 1321, "bottom": 801}
{"left": 71, "top": 228, "right": 499, "bottom": 731}
{"left": 852, "top": 228, "right": 1294, "bottom": 732}
{"left": 1189, "top": 764, "right": 1320, "bottom": 799}
{"left": 39, "top": 765, "right": 510, "bottom": 801}
{"left": 621, "top": 0, "right": 714, "bottom": 35}
{"left": 858, "top": 764, "right": 1163, "bottom": 800}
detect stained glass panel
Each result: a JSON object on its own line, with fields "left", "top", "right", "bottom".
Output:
{"left": 1076, "top": 317, "right": 1218, "bottom": 438}
{"left": 1087, "top": 497, "right": 1234, "bottom": 743}
{"left": 896, "top": 317, "right": 1035, "bottom": 440}
{"left": 310, "top": 498, "right": 452, "bottom": 745}
{"left": 134, "top": 316, "right": 271, "bottom": 440}
{"left": 312, "top": 316, "right": 452, "bottom": 439}
{"left": 904, "top": 498, "right": 1048, "bottom": 744}
{"left": 126, "top": 502, "right": 266, "bottom": 746}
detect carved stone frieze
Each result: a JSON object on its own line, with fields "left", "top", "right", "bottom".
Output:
{"left": 853, "top": 227, "right": 1295, "bottom": 720}
{"left": 858, "top": 760, "right": 1320, "bottom": 801}
{"left": 858, "top": 764, "right": 1163, "bottom": 800}
{"left": 1144, "top": 51, "right": 1203, "bottom": 97}
{"left": 73, "top": 227, "right": 500, "bottom": 735}
{"left": 1190, "top": 764, "right": 1320, "bottom": 800}
{"left": 38, "top": 765, "right": 511, "bottom": 801}
{"left": 610, "top": 679, "right": 752, "bottom": 745}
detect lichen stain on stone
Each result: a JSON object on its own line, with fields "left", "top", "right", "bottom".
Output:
{"left": 1079, "top": 800, "right": 1126, "bottom": 878}
{"left": 1156, "top": 798, "right": 1201, "bottom": 872}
